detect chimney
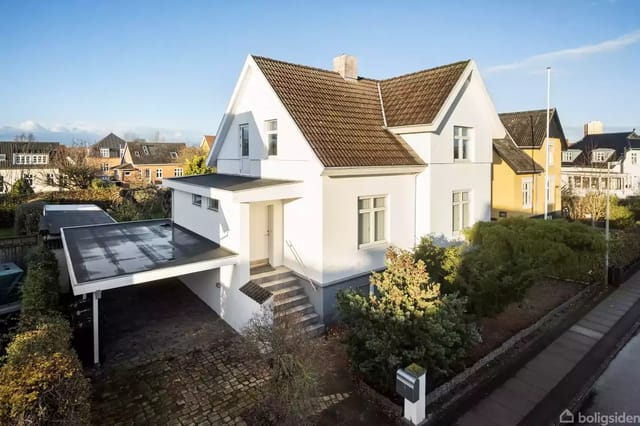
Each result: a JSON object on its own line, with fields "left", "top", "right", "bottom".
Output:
{"left": 583, "top": 120, "right": 604, "bottom": 136}
{"left": 333, "top": 54, "right": 358, "bottom": 80}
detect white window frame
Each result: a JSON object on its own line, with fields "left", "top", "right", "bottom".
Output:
{"left": 23, "top": 173, "right": 33, "bottom": 186}
{"left": 594, "top": 151, "right": 607, "bottom": 162}
{"left": 101, "top": 163, "right": 109, "bottom": 172}
{"left": 143, "top": 146, "right": 149, "bottom": 155}
{"left": 631, "top": 152, "right": 638, "bottom": 165}
{"left": 265, "top": 119, "right": 278, "bottom": 156}
{"left": 522, "top": 178, "right": 533, "bottom": 208}
{"left": 358, "top": 195, "right": 386, "bottom": 248}
{"left": 170, "top": 152, "right": 178, "bottom": 160}
{"left": 453, "top": 126, "right": 472, "bottom": 161}
{"left": 452, "top": 190, "right": 471, "bottom": 233}
{"left": 100, "top": 148, "right": 110, "bottom": 158}
{"left": 240, "top": 124, "right": 250, "bottom": 157}
{"left": 156, "top": 168, "right": 163, "bottom": 178}
{"left": 207, "top": 198, "right": 219, "bottom": 212}
{"left": 174, "top": 168, "right": 183, "bottom": 177}
{"left": 124, "top": 171, "right": 131, "bottom": 177}
{"left": 192, "top": 194, "right": 202, "bottom": 207}
{"left": 46, "top": 173, "right": 55, "bottom": 186}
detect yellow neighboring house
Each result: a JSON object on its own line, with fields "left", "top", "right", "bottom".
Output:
{"left": 199, "top": 135, "right": 215, "bottom": 154}
{"left": 493, "top": 109, "right": 567, "bottom": 219}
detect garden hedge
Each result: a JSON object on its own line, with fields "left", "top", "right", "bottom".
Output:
{"left": 20, "top": 245, "right": 60, "bottom": 315}
{"left": 14, "top": 200, "right": 46, "bottom": 235}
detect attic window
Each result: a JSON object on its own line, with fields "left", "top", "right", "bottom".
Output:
{"left": 593, "top": 151, "right": 608, "bottom": 162}
{"left": 134, "top": 151, "right": 140, "bottom": 157}
{"left": 170, "top": 152, "right": 178, "bottom": 159}
{"left": 142, "top": 146, "right": 149, "bottom": 155}
{"left": 0, "top": 154, "right": 5, "bottom": 161}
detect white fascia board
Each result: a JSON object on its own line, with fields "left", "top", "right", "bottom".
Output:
{"left": 232, "top": 182, "right": 305, "bottom": 203}
{"left": 163, "top": 178, "right": 212, "bottom": 198}
{"left": 71, "top": 254, "right": 239, "bottom": 296}
{"left": 61, "top": 227, "right": 80, "bottom": 289}
{"left": 322, "top": 165, "right": 426, "bottom": 177}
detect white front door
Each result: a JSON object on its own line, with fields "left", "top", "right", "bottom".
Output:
{"left": 240, "top": 123, "right": 251, "bottom": 175}
{"left": 250, "top": 204, "right": 271, "bottom": 265}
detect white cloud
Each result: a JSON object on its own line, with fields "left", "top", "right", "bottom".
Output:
{"left": 487, "top": 29, "right": 640, "bottom": 73}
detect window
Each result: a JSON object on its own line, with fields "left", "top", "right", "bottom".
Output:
{"left": 46, "top": 173, "right": 55, "bottom": 186}
{"left": 100, "top": 148, "right": 110, "bottom": 157}
{"left": 522, "top": 178, "right": 532, "bottom": 208}
{"left": 12, "top": 153, "right": 48, "bottom": 165}
{"left": 265, "top": 119, "right": 277, "bottom": 156}
{"left": 23, "top": 174, "right": 33, "bottom": 186}
{"left": 208, "top": 198, "right": 219, "bottom": 211}
{"left": 145, "top": 168, "right": 150, "bottom": 178}
{"left": 170, "top": 152, "right": 178, "bottom": 160}
{"left": 0, "top": 154, "right": 5, "bottom": 161}
{"left": 142, "top": 146, "right": 149, "bottom": 155}
{"left": 124, "top": 171, "right": 131, "bottom": 177}
{"left": 453, "top": 126, "right": 471, "bottom": 160}
{"left": 452, "top": 191, "right": 470, "bottom": 232}
{"left": 134, "top": 151, "right": 140, "bottom": 157}
{"left": 548, "top": 141, "right": 555, "bottom": 166}
{"left": 547, "top": 177, "right": 555, "bottom": 204}
{"left": 631, "top": 152, "right": 638, "bottom": 165}
{"left": 358, "top": 196, "right": 386, "bottom": 246}
{"left": 101, "top": 163, "right": 109, "bottom": 172}
{"left": 240, "top": 124, "right": 249, "bottom": 157}
{"left": 594, "top": 151, "right": 607, "bottom": 162}
{"left": 174, "top": 168, "right": 183, "bottom": 177}
{"left": 156, "top": 168, "right": 163, "bottom": 178}
{"left": 192, "top": 194, "right": 202, "bottom": 207}
{"left": 58, "top": 175, "right": 68, "bottom": 187}
{"left": 0, "top": 176, "right": 4, "bottom": 192}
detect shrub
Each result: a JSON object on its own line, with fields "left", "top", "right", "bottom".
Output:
{"left": 43, "top": 187, "right": 121, "bottom": 211}
{"left": 337, "top": 248, "right": 478, "bottom": 394}
{"left": 0, "top": 194, "right": 27, "bottom": 228}
{"left": 610, "top": 227, "right": 640, "bottom": 268}
{"left": 21, "top": 245, "right": 60, "bottom": 315}
{"left": 10, "top": 178, "right": 34, "bottom": 197}
{"left": 6, "top": 313, "right": 71, "bottom": 366}
{"left": 0, "top": 351, "right": 91, "bottom": 425}
{"left": 14, "top": 200, "right": 46, "bottom": 235}
{"left": 414, "top": 236, "right": 462, "bottom": 291}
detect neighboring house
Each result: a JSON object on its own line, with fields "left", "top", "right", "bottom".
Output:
{"left": 89, "top": 133, "right": 126, "bottom": 179}
{"left": 491, "top": 136, "right": 544, "bottom": 218}
{"left": 562, "top": 131, "right": 640, "bottom": 198}
{"left": 200, "top": 135, "right": 215, "bottom": 153}
{"left": 498, "top": 109, "right": 567, "bottom": 217}
{"left": 117, "top": 141, "right": 187, "bottom": 185}
{"left": 164, "top": 53, "right": 506, "bottom": 331}
{"left": 0, "top": 141, "right": 60, "bottom": 193}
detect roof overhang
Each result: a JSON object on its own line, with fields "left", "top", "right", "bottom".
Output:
{"left": 322, "top": 165, "right": 426, "bottom": 177}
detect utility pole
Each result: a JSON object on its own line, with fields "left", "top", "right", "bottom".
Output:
{"left": 544, "top": 67, "right": 551, "bottom": 220}
{"left": 605, "top": 162, "right": 611, "bottom": 286}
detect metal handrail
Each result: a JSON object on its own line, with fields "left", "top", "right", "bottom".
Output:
{"left": 285, "top": 239, "right": 317, "bottom": 292}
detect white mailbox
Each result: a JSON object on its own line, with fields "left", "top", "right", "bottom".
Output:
{"left": 396, "top": 364, "right": 426, "bottom": 425}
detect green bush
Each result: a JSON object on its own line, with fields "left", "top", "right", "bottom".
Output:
{"left": 9, "top": 178, "right": 34, "bottom": 197}
{"left": 337, "top": 248, "right": 478, "bottom": 394}
{"left": 610, "top": 227, "right": 640, "bottom": 268}
{"left": 43, "top": 187, "right": 122, "bottom": 211}
{"left": 6, "top": 313, "right": 71, "bottom": 366}
{"left": 14, "top": 200, "right": 46, "bottom": 235}
{"left": 414, "top": 236, "right": 462, "bottom": 291}
{"left": 21, "top": 245, "right": 60, "bottom": 315}
{"left": 0, "top": 194, "right": 26, "bottom": 228}
{"left": 108, "top": 187, "right": 170, "bottom": 221}
{"left": 609, "top": 198, "right": 635, "bottom": 229}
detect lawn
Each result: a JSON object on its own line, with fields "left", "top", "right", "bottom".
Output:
{"left": 0, "top": 227, "right": 14, "bottom": 238}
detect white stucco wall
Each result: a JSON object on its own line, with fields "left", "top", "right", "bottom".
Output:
{"left": 0, "top": 168, "right": 60, "bottom": 193}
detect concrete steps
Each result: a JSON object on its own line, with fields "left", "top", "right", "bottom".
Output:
{"left": 251, "top": 267, "right": 325, "bottom": 337}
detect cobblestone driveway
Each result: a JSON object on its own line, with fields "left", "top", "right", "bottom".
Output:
{"left": 90, "top": 279, "right": 266, "bottom": 425}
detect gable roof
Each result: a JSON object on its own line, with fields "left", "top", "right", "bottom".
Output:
{"left": 380, "top": 61, "right": 470, "bottom": 127}
{"left": 499, "top": 109, "right": 567, "bottom": 149}
{"left": 252, "top": 56, "right": 473, "bottom": 168}
{"left": 493, "top": 137, "right": 543, "bottom": 174}
{"left": 126, "top": 142, "right": 186, "bottom": 165}
{"left": 92, "top": 133, "right": 125, "bottom": 158}
{"left": 0, "top": 141, "right": 60, "bottom": 169}
{"left": 564, "top": 131, "right": 640, "bottom": 165}
{"left": 201, "top": 135, "right": 215, "bottom": 150}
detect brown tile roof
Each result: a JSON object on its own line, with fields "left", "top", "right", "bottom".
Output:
{"left": 202, "top": 135, "right": 215, "bottom": 150}
{"left": 127, "top": 142, "right": 186, "bottom": 165}
{"left": 493, "top": 137, "right": 543, "bottom": 174}
{"left": 380, "top": 61, "right": 470, "bottom": 127}
{"left": 253, "top": 55, "right": 460, "bottom": 168}
{"left": 499, "top": 109, "right": 567, "bottom": 149}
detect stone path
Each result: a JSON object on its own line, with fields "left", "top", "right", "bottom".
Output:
{"left": 456, "top": 274, "right": 640, "bottom": 426}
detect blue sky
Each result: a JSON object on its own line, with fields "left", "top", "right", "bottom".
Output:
{"left": 1, "top": 0, "right": 639, "bottom": 144}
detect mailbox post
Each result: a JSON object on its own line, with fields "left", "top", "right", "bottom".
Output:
{"left": 396, "top": 364, "right": 426, "bottom": 425}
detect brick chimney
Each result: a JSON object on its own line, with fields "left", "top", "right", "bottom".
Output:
{"left": 333, "top": 54, "right": 358, "bottom": 80}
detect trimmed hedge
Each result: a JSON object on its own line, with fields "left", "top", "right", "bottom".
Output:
{"left": 14, "top": 200, "right": 46, "bottom": 235}
{"left": 0, "top": 194, "right": 27, "bottom": 229}
{"left": 43, "top": 187, "right": 122, "bottom": 211}
{"left": 21, "top": 245, "right": 60, "bottom": 315}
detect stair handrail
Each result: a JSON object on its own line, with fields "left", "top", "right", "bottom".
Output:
{"left": 285, "top": 239, "right": 318, "bottom": 292}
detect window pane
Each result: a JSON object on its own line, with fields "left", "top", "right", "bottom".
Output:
{"left": 453, "top": 205, "right": 460, "bottom": 232}
{"left": 462, "top": 139, "right": 468, "bottom": 159}
{"left": 358, "top": 212, "right": 370, "bottom": 244}
{"left": 374, "top": 197, "right": 385, "bottom": 208}
{"left": 462, "top": 203, "right": 470, "bottom": 229}
{"left": 453, "top": 139, "right": 460, "bottom": 159}
{"left": 358, "top": 198, "right": 371, "bottom": 210}
{"left": 462, "top": 192, "right": 469, "bottom": 201}
{"left": 266, "top": 120, "right": 277, "bottom": 131}
{"left": 453, "top": 192, "right": 460, "bottom": 203}
{"left": 374, "top": 210, "right": 385, "bottom": 241}
{"left": 241, "top": 125, "right": 249, "bottom": 157}
{"left": 269, "top": 134, "right": 278, "bottom": 156}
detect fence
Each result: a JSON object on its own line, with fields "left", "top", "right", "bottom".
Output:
{"left": 0, "top": 235, "right": 38, "bottom": 268}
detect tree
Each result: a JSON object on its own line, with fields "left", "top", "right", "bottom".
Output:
{"left": 51, "top": 145, "right": 101, "bottom": 189}
{"left": 337, "top": 248, "right": 478, "bottom": 394}
{"left": 14, "top": 133, "right": 35, "bottom": 142}
{"left": 10, "top": 177, "right": 34, "bottom": 196}
{"left": 181, "top": 146, "right": 215, "bottom": 175}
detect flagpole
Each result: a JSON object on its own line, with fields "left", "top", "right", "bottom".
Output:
{"left": 544, "top": 67, "right": 551, "bottom": 220}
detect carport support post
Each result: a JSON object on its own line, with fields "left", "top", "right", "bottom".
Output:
{"left": 93, "top": 290, "right": 102, "bottom": 365}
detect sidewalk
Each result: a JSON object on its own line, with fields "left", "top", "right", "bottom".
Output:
{"left": 456, "top": 273, "right": 640, "bottom": 426}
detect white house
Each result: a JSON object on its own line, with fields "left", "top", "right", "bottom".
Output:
{"left": 164, "top": 54, "right": 506, "bottom": 329}
{"left": 0, "top": 141, "right": 60, "bottom": 193}
{"left": 562, "top": 131, "right": 640, "bottom": 198}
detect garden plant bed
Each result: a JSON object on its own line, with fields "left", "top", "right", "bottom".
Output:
{"left": 469, "top": 278, "right": 586, "bottom": 362}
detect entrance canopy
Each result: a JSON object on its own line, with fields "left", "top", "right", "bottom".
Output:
{"left": 61, "top": 219, "right": 238, "bottom": 295}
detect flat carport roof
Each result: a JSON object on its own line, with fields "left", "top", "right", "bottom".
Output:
{"left": 60, "top": 219, "right": 238, "bottom": 365}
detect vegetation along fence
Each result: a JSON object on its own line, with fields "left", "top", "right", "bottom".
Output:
{"left": 0, "top": 235, "right": 38, "bottom": 268}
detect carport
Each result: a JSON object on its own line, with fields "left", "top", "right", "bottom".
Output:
{"left": 61, "top": 219, "right": 238, "bottom": 364}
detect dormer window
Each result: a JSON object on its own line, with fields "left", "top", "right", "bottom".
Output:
{"left": 142, "top": 146, "right": 149, "bottom": 155}
{"left": 100, "top": 148, "right": 110, "bottom": 157}
{"left": 134, "top": 151, "right": 140, "bottom": 157}
{"left": 594, "top": 151, "right": 608, "bottom": 162}
{"left": 170, "top": 152, "right": 178, "bottom": 159}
